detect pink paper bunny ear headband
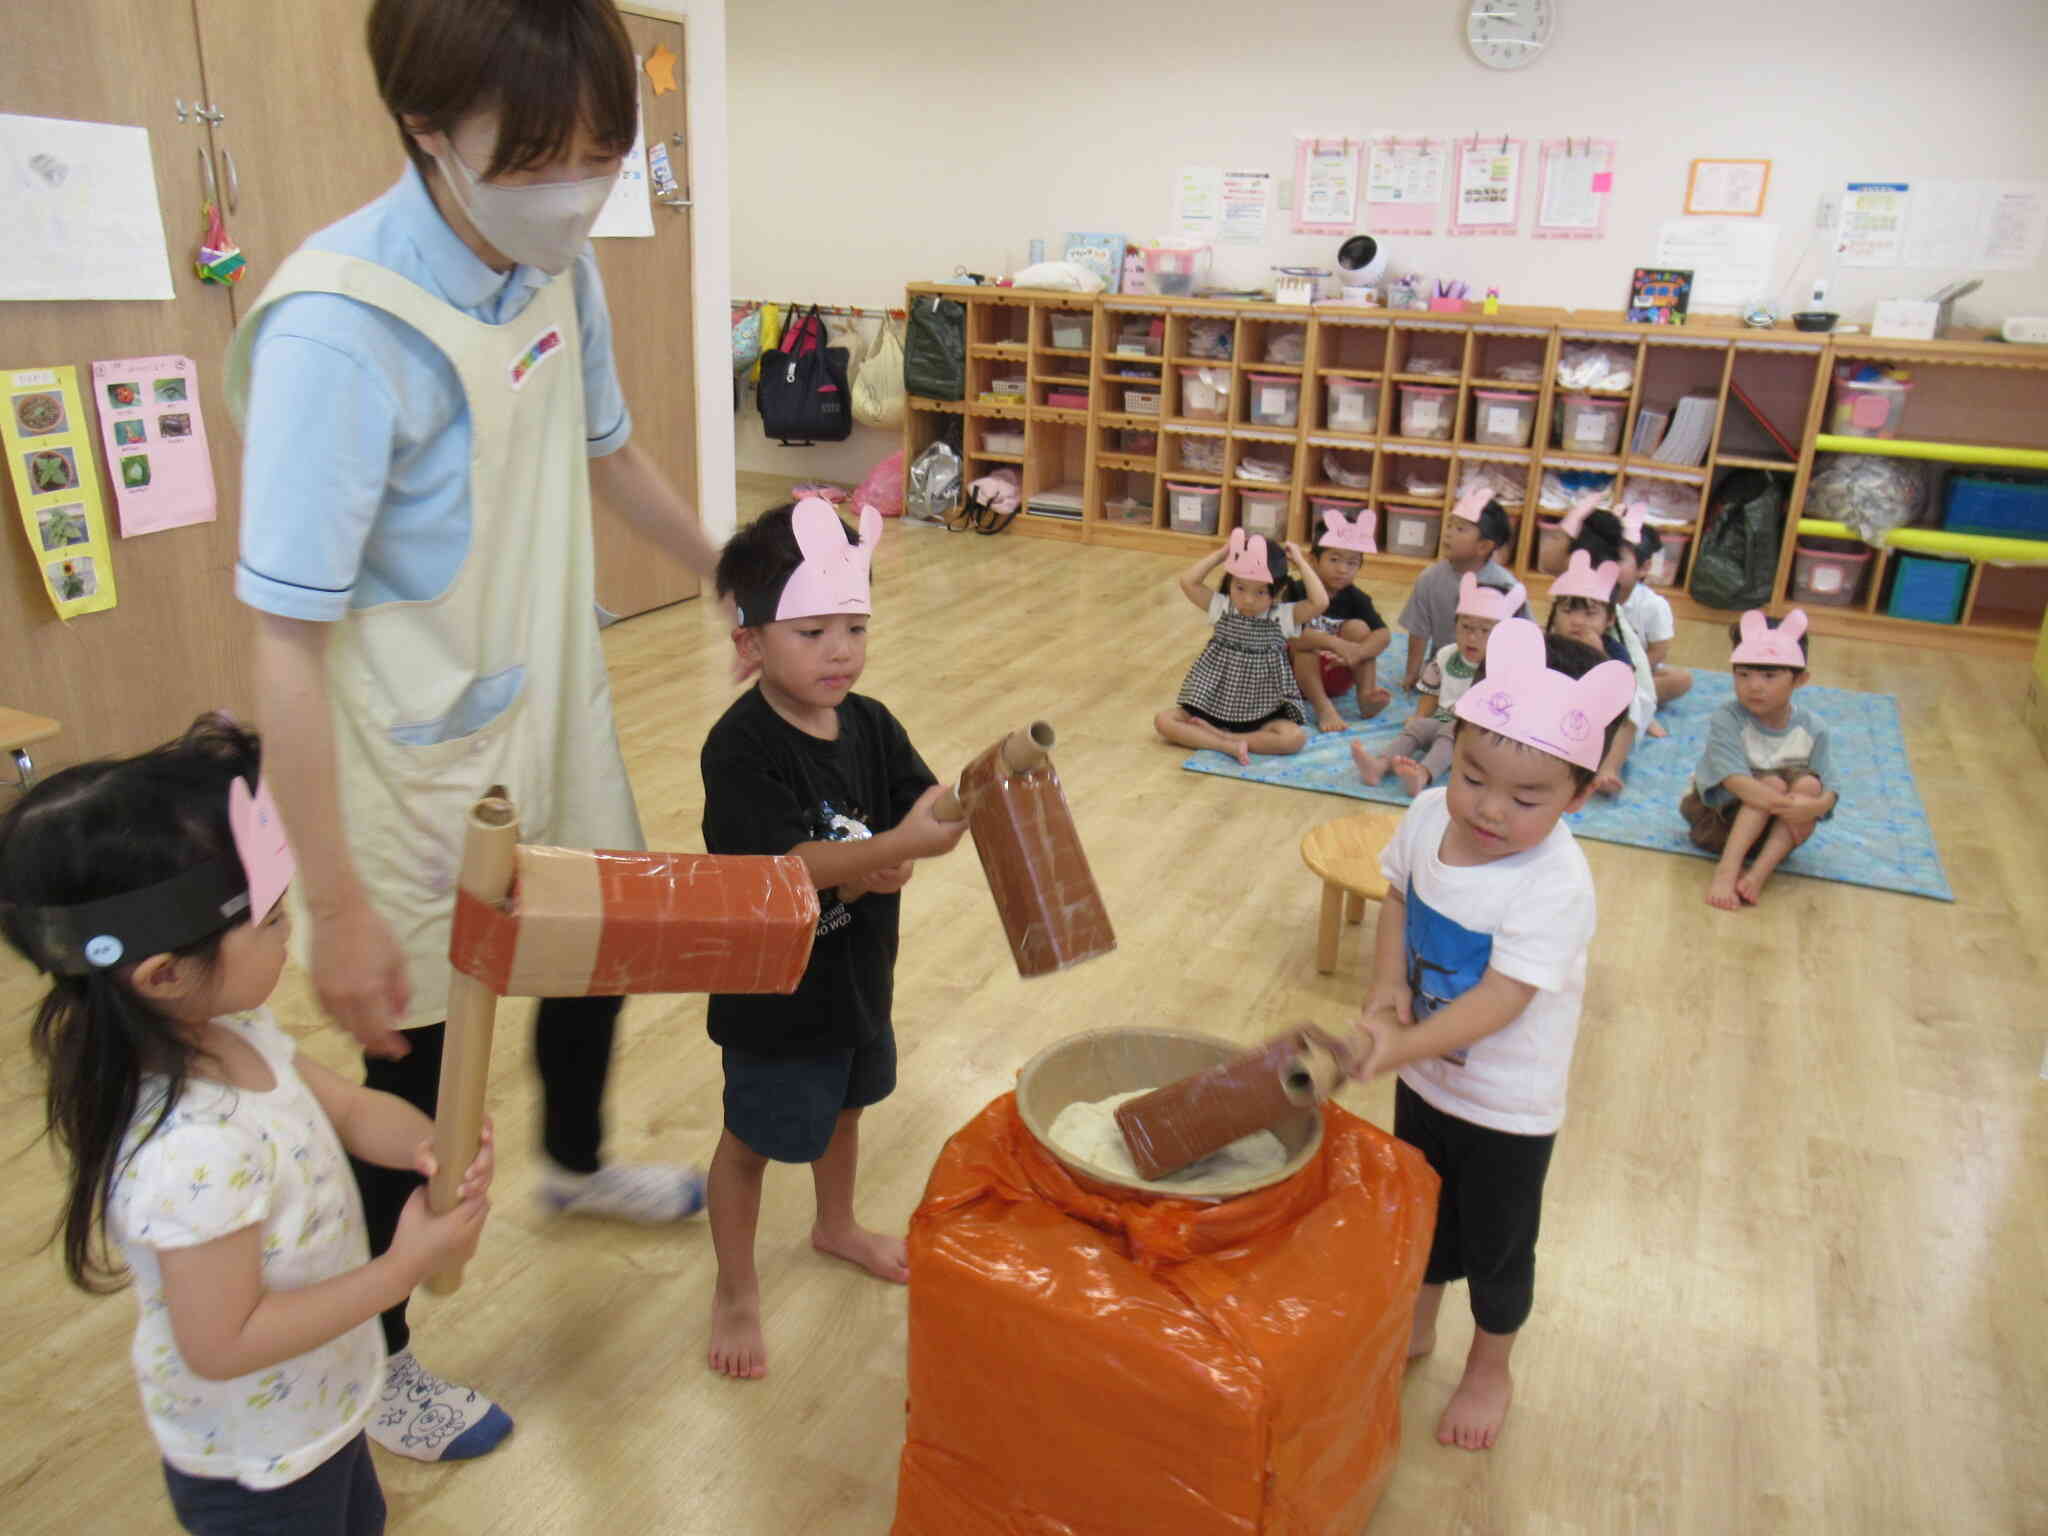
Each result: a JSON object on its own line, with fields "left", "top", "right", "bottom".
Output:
{"left": 17, "top": 775, "right": 296, "bottom": 976}
{"left": 1222, "top": 527, "right": 1277, "bottom": 584}
{"left": 1318, "top": 506, "right": 1377, "bottom": 554}
{"left": 1457, "top": 572, "right": 1527, "bottom": 622}
{"left": 1453, "top": 618, "right": 1636, "bottom": 773}
{"left": 1556, "top": 491, "right": 1606, "bottom": 541}
{"left": 1620, "top": 502, "right": 1649, "bottom": 547}
{"left": 1450, "top": 484, "right": 1495, "bottom": 525}
{"left": 1730, "top": 607, "right": 1809, "bottom": 667}
{"left": 1550, "top": 548, "right": 1619, "bottom": 605}
{"left": 737, "top": 497, "right": 882, "bottom": 624}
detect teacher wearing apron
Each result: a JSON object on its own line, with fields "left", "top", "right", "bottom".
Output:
{"left": 229, "top": 0, "right": 718, "bottom": 1464}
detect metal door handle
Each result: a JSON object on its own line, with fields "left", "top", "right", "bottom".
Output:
{"left": 198, "top": 144, "right": 217, "bottom": 204}
{"left": 656, "top": 191, "right": 692, "bottom": 209}
{"left": 222, "top": 149, "right": 239, "bottom": 213}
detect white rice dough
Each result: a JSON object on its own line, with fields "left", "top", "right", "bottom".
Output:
{"left": 1047, "top": 1089, "right": 1290, "bottom": 1194}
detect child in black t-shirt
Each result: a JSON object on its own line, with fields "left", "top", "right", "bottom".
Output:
{"left": 699, "top": 500, "right": 968, "bottom": 1383}
{"left": 1285, "top": 507, "right": 1392, "bottom": 732}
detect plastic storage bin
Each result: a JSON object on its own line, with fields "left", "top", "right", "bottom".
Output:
{"left": 1397, "top": 384, "right": 1456, "bottom": 441}
{"left": 978, "top": 426, "right": 1025, "bottom": 455}
{"left": 1048, "top": 314, "right": 1091, "bottom": 351}
{"left": 1791, "top": 539, "right": 1873, "bottom": 607}
{"left": 1178, "top": 367, "right": 1229, "bottom": 420}
{"left": 1166, "top": 481, "right": 1222, "bottom": 535}
{"left": 1325, "top": 377, "right": 1381, "bottom": 432}
{"left": 1114, "top": 429, "right": 1158, "bottom": 456}
{"left": 1239, "top": 490, "right": 1289, "bottom": 541}
{"left": 1386, "top": 507, "right": 1442, "bottom": 556}
{"left": 1124, "top": 388, "right": 1161, "bottom": 416}
{"left": 1248, "top": 374, "right": 1301, "bottom": 428}
{"left": 1887, "top": 553, "right": 1970, "bottom": 624}
{"left": 1828, "top": 365, "right": 1912, "bottom": 439}
{"left": 1045, "top": 387, "right": 1089, "bottom": 410}
{"left": 1943, "top": 472, "right": 2048, "bottom": 539}
{"left": 1471, "top": 389, "right": 1538, "bottom": 448}
{"left": 1557, "top": 395, "right": 1625, "bottom": 455}
{"left": 1646, "top": 527, "right": 1691, "bottom": 586}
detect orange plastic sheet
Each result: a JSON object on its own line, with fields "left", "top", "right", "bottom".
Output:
{"left": 892, "top": 1093, "right": 1439, "bottom": 1535}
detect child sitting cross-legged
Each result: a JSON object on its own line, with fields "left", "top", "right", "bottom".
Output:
{"left": 1681, "top": 608, "right": 1836, "bottom": 910}
{"left": 700, "top": 499, "right": 971, "bottom": 1380}
{"left": 1611, "top": 507, "right": 1693, "bottom": 711}
{"left": 1339, "top": 618, "right": 1636, "bottom": 1452}
{"left": 1155, "top": 530, "right": 1328, "bottom": 764}
{"left": 1284, "top": 507, "right": 1393, "bottom": 732}
{"left": 1396, "top": 487, "right": 1529, "bottom": 694}
{"left": 1542, "top": 548, "right": 1657, "bottom": 796}
{"left": 1353, "top": 574, "right": 1525, "bottom": 797}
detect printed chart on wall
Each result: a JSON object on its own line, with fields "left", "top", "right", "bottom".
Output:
{"left": 4, "top": 364, "right": 118, "bottom": 618}
{"left": 2, "top": 114, "right": 175, "bottom": 302}
{"left": 1835, "top": 182, "right": 1910, "bottom": 267}
{"left": 1900, "top": 181, "right": 2047, "bottom": 271}
{"left": 1365, "top": 136, "right": 1445, "bottom": 234}
{"left": 90, "top": 356, "right": 216, "bottom": 537}
{"left": 1292, "top": 138, "right": 1363, "bottom": 235}
{"left": 1533, "top": 139, "right": 1615, "bottom": 240}
{"left": 590, "top": 58, "right": 653, "bottom": 239}
{"left": 1450, "top": 138, "right": 1524, "bottom": 236}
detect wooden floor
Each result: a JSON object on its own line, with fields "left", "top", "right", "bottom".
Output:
{"left": 4, "top": 493, "right": 2046, "bottom": 1534}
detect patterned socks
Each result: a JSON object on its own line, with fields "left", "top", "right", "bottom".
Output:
{"left": 369, "top": 1350, "right": 513, "bottom": 1462}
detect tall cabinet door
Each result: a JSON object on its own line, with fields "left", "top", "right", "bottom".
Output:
{"left": 591, "top": 9, "right": 702, "bottom": 620}
{"left": 0, "top": 1, "right": 249, "bottom": 771}
{"left": 190, "top": 0, "right": 394, "bottom": 289}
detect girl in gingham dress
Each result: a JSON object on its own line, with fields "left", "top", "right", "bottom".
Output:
{"left": 1155, "top": 530, "right": 1329, "bottom": 764}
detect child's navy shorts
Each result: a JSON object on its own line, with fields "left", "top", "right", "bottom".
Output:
{"left": 722, "top": 1030, "right": 897, "bottom": 1163}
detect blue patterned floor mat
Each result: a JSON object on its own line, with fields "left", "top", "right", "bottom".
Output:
{"left": 1182, "top": 669, "right": 1953, "bottom": 902}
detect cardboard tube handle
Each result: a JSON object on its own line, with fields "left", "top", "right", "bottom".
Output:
{"left": 1281, "top": 1039, "right": 1344, "bottom": 1106}
{"left": 935, "top": 723, "right": 1056, "bottom": 823}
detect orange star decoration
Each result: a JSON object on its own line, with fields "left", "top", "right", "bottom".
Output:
{"left": 645, "top": 43, "right": 678, "bottom": 96}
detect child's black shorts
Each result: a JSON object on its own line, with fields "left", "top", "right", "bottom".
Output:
{"left": 722, "top": 1029, "right": 897, "bottom": 1163}
{"left": 1395, "top": 1079, "right": 1556, "bottom": 1335}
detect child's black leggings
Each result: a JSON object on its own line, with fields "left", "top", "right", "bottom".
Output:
{"left": 1394, "top": 1079, "right": 1556, "bottom": 1336}
{"left": 349, "top": 996, "right": 622, "bottom": 1354}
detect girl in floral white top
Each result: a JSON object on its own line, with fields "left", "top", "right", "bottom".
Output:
{"left": 0, "top": 715, "right": 494, "bottom": 1536}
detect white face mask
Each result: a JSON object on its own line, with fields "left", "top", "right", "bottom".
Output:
{"left": 434, "top": 143, "right": 617, "bottom": 276}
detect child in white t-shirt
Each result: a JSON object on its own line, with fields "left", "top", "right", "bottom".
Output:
{"left": 1616, "top": 510, "right": 1693, "bottom": 710}
{"left": 1341, "top": 619, "right": 1635, "bottom": 1453}
{"left": 1353, "top": 574, "right": 1525, "bottom": 797}
{"left": 0, "top": 715, "right": 496, "bottom": 1535}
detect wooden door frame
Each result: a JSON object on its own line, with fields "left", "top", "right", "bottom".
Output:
{"left": 620, "top": 0, "right": 735, "bottom": 542}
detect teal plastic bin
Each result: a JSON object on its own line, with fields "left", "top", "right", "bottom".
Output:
{"left": 1886, "top": 554, "right": 1970, "bottom": 624}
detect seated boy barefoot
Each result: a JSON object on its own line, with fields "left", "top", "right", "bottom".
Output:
{"left": 1681, "top": 609, "right": 1835, "bottom": 911}
{"left": 1395, "top": 487, "right": 1529, "bottom": 694}
{"left": 1285, "top": 507, "right": 1392, "bottom": 732}
{"left": 1355, "top": 575, "right": 1523, "bottom": 796}
{"left": 1344, "top": 619, "right": 1634, "bottom": 1451}
{"left": 700, "top": 500, "right": 969, "bottom": 1380}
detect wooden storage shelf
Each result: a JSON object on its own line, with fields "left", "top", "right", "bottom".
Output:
{"left": 905, "top": 284, "right": 2048, "bottom": 653}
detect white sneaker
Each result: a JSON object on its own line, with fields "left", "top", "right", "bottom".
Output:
{"left": 368, "top": 1349, "right": 513, "bottom": 1462}
{"left": 541, "top": 1161, "right": 707, "bottom": 1224}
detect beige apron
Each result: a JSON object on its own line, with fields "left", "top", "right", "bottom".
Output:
{"left": 229, "top": 250, "right": 643, "bottom": 1026}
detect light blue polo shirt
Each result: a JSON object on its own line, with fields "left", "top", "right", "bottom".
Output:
{"left": 235, "top": 162, "right": 631, "bottom": 622}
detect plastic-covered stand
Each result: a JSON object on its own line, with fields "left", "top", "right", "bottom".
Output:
{"left": 892, "top": 1093, "right": 1439, "bottom": 1535}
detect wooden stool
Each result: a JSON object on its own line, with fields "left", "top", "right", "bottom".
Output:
{"left": 0, "top": 707, "right": 60, "bottom": 789}
{"left": 1300, "top": 809, "right": 1401, "bottom": 974}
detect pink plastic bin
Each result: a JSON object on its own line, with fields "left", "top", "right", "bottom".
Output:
{"left": 1238, "top": 490, "right": 1289, "bottom": 541}
{"left": 1247, "top": 373, "right": 1301, "bottom": 428}
{"left": 1472, "top": 389, "right": 1537, "bottom": 448}
{"left": 1558, "top": 394, "right": 1625, "bottom": 454}
{"left": 1791, "top": 540, "right": 1873, "bottom": 606}
{"left": 1646, "top": 527, "right": 1691, "bottom": 586}
{"left": 1166, "top": 481, "right": 1222, "bottom": 535}
{"left": 1325, "top": 377, "right": 1381, "bottom": 432}
{"left": 1398, "top": 384, "right": 1456, "bottom": 441}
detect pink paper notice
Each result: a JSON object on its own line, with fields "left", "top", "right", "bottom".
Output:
{"left": 90, "top": 354, "right": 217, "bottom": 537}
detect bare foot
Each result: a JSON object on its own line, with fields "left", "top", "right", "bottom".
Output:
{"left": 708, "top": 1286, "right": 768, "bottom": 1380}
{"left": 1436, "top": 1358, "right": 1513, "bottom": 1450}
{"left": 1350, "top": 742, "right": 1386, "bottom": 785}
{"left": 1647, "top": 720, "right": 1669, "bottom": 739}
{"left": 1231, "top": 738, "right": 1252, "bottom": 767}
{"left": 1315, "top": 705, "right": 1346, "bottom": 734}
{"left": 812, "top": 1224, "right": 910, "bottom": 1285}
{"left": 1593, "top": 770, "right": 1624, "bottom": 798}
{"left": 1359, "top": 687, "right": 1393, "bottom": 719}
{"left": 1390, "top": 756, "right": 1429, "bottom": 797}
{"left": 1734, "top": 870, "right": 1764, "bottom": 905}
{"left": 1705, "top": 872, "right": 1743, "bottom": 911}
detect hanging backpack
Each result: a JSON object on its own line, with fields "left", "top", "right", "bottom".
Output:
{"left": 758, "top": 305, "right": 852, "bottom": 445}
{"left": 853, "top": 315, "right": 907, "bottom": 429}
{"left": 903, "top": 294, "right": 966, "bottom": 401}
{"left": 1691, "top": 469, "right": 1789, "bottom": 610}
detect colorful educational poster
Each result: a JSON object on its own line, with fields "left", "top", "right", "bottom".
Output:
{"left": 1292, "top": 138, "right": 1362, "bottom": 234}
{"left": 1835, "top": 182, "right": 1909, "bottom": 268}
{"left": 1449, "top": 138, "right": 1524, "bottom": 236}
{"left": 1533, "top": 139, "right": 1616, "bottom": 239}
{"left": 1217, "top": 170, "right": 1274, "bottom": 246}
{"left": 90, "top": 354, "right": 216, "bottom": 537}
{"left": 590, "top": 61, "right": 653, "bottom": 240}
{"left": 4, "top": 363, "right": 118, "bottom": 618}
{"left": 2, "top": 114, "right": 176, "bottom": 302}
{"left": 1365, "top": 135, "right": 1446, "bottom": 234}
